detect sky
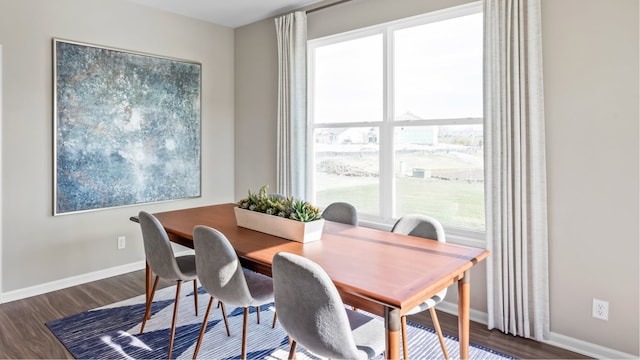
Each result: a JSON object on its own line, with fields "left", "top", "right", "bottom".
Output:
{"left": 311, "top": 12, "right": 483, "bottom": 124}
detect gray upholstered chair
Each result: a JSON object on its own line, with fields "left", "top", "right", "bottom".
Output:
{"left": 192, "top": 226, "right": 275, "bottom": 360}
{"left": 137, "top": 211, "right": 199, "bottom": 360}
{"left": 269, "top": 193, "right": 286, "bottom": 199}
{"left": 321, "top": 202, "right": 358, "bottom": 225}
{"left": 391, "top": 214, "right": 450, "bottom": 360}
{"left": 272, "top": 252, "right": 385, "bottom": 360}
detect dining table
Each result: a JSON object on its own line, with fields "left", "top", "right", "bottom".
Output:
{"left": 131, "top": 203, "right": 489, "bottom": 359}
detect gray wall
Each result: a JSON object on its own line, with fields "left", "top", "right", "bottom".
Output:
{"left": 542, "top": 0, "right": 639, "bottom": 355}
{"left": 235, "top": 0, "right": 639, "bottom": 356}
{"left": 0, "top": 0, "right": 235, "bottom": 290}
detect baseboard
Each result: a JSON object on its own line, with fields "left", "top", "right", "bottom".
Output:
{"left": 1, "top": 260, "right": 147, "bottom": 304}
{"left": 544, "top": 332, "right": 638, "bottom": 360}
{"left": 437, "top": 301, "right": 638, "bottom": 359}
{"left": 0, "top": 249, "right": 196, "bottom": 304}
{"left": 437, "top": 300, "right": 489, "bottom": 325}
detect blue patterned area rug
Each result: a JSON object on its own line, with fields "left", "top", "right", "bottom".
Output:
{"left": 47, "top": 284, "right": 515, "bottom": 359}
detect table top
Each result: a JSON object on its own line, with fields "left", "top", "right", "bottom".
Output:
{"left": 150, "top": 203, "right": 489, "bottom": 313}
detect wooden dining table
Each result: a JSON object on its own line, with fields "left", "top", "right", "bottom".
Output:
{"left": 133, "top": 203, "right": 488, "bottom": 359}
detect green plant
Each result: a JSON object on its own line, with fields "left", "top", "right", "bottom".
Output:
{"left": 237, "top": 185, "right": 322, "bottom": 222}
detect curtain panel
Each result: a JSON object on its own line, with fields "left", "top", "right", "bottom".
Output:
{"left": 484, "top": 0, "right": 550, "bottom": 341}
{"left": 275, "top": 11, "right": 308, "bottom": 199}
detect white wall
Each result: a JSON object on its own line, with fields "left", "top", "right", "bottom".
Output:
{"left": 235, "top": 0, "right": 639, "bottom": 356}
{"left": 0, "top": 0, "right": 235, "bottom": 292}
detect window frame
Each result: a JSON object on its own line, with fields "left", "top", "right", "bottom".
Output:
{"left": 307, "top": 1, "right": 485, "bottom": 243}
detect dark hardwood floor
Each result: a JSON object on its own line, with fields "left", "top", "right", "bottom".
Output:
{"left": 0, "top": 270, "right": 590, "bottom": 359}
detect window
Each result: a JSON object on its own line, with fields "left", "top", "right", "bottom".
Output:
{"left": 308, "top": 3, "right": 484, "bottom": 232}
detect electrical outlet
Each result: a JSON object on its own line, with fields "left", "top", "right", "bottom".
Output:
{"left": 592, "top": 298, "right": 609, "bottom": 320}
{"left": 117, "top": 236, "right": 126, "bottom": 250}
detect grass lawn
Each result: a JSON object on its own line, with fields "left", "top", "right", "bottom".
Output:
{"left": 315, "top": 148, "right": 485, "bottom": 230}
{"left": 316, "top": 175, "right": 484, "bottom": 230}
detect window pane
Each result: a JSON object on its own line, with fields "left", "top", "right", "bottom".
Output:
{"left": 314, "top": 127, "right": 379, "bottom": 216}
{"left": 394, "top": 125, "right": 484, "bottom": 230}
{"left": 394, "top": 13, "right": 483, "bottom": 120}
{"left": 309, "top": 5, "right": 484, "bottom": 232}
{"left": 312, "top": 34, "right": 383, "bottom": 124}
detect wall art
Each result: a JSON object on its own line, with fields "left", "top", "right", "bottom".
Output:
{"left": 54, "top": 39, "right": 201, "bottom": 215}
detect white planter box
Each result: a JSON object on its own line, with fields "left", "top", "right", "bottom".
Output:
{"left": 233, "top": 207, "right": 324, "bottom": 243}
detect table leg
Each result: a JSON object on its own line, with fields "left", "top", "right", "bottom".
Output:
{"left": 458, "top": 270, "right": 470, "bottom": 359}
{"left": 145, "top": 261, "right": 152, "bottom": 320}
{"left": 384, "top": 306, "right": 401, "bottom": 359}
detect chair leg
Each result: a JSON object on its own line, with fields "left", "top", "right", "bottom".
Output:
{"left": 272, "top": 311, "right": 278, "bottom": 329}
{"left": 401, "top": 315, "right": 409, "bottom": 360}
{"left": 429, "top": 307, "right": 450, "bottom": 360}
{"left": 140, "top": 275, "right": 160, "bottom": 334}
{"left": 193, "top": 296, "right": 215, "bottom": 359}
{"left": 241, "top": 307, "right": 249, "bottom": 360}
{"left": 167, "top": 280, "right": 183, "bottom": 360}
{"left": 288, "top": 339, "right": 297, "bottom": 360}
{"left": 193, "top": 279, "right": 199, "bottom": 316}
{"left": 256, "top": 306, "right": 260, "bottom": 324}
{"left": 219, "top": 301, "right": 231, "bottom": 336}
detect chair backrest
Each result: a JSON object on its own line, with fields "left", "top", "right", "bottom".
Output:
{"left": 391, "top": 214, "right": 446, "bottom": 243}
{"left": 321, "top": 202, "right": 358, "bottom": 225}
{"left": 192, "top": 225, "right": 253, "bottom": 307}
{"left": 138, "top": 211, "right": 183, "bottom": 280}
{"left": 272, "top": 252, "right": 362, "bottom": 359}
{"left": 391, "top": 214, "right": 448, "bottom": 302}
{"left": 269, "top": 193, "right": 286, "bottom": 200}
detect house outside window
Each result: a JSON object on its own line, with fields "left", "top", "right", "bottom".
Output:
{"left": 307, "top": 2, "right": 484, "bottom": 235}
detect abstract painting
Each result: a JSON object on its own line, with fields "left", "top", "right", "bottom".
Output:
{"left": 54, "top": 39, "right": 201, "bottom": 215}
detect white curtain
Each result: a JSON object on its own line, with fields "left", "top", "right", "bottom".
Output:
{"left": 484, "top": 0, "right": 550, "bottom": 341}
{"left": 275, "top": 11, "right": 307, "bottom": 199}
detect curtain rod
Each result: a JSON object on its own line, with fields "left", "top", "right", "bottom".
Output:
{"left": 305, "top": 0, "right": 354, "bottom": 14}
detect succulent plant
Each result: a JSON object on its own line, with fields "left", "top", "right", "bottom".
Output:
{"left": 237, "top": 185, "right": 322, "bottom": 222}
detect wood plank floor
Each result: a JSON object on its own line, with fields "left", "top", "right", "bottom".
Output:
{"left": 0, "top": 270, "right": 590, "bottom": 359}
